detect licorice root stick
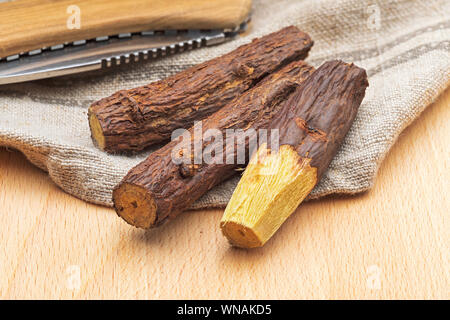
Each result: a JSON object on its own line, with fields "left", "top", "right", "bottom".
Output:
{"left": 89, "top": 26, "right": 313, "bottom": 153}
{"left": 113, "top": 61, "right": 315, "bottom": 228}
{"left": 220, "top": 60, "right": 369, "bottom": 248}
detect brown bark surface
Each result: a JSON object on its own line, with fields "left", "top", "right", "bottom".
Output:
{"left": 113, "top": 61, "right": 315, "bottom": 228}
{"left": 220, "top": 60, "right": 369, "bottom": 248}
{"left": 89, "top": 26, "right": 313, "bottom": 153}
{"left": 271, "top": 60, "right": 369, "bottom": 179}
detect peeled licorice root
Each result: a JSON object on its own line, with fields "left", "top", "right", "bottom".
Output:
{"left": 220, "top": 60, "right": 369, "bottom": 248}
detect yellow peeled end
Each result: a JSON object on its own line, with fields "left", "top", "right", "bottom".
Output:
{"left": 220, "top": 144, "right": 317, "bottom": 248}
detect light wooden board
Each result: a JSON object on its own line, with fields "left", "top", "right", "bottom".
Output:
{"left": 0, "top": 89, "right": 448, "bottom": 299}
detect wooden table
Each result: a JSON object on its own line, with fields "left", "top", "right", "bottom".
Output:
{"left": 0, "top": 89, "right": 448, "bottom": 299}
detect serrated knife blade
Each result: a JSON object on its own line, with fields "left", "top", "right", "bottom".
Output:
{"left": 0, "top": 29, "right": 235, "bottom": 85}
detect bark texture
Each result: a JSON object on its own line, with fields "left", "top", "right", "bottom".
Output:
{"left": 271, "top": 60, "right": 369, "bottom": 179}
{"left": 89, "top": 26, "right": 313, "bottom": 153}
{"left": 113, "top": 61, "right": 315, "bottom": 228}
{"left": 220, "top": 60, "right": 369, "bottom": 248}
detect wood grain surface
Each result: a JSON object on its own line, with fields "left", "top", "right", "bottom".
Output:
{"left": 0, "top": 0, "right": 252, "bottom": 58}
{"left": 0, "top": 89, "right": 448, "bottom": 299}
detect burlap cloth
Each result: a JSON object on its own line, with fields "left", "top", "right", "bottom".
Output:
{"left": 0, "top": 0, "right": 449, "bottom": 209}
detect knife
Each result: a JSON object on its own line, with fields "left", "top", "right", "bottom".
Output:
{"left": 0, "top": 0, "right": 252, "bottom": 85}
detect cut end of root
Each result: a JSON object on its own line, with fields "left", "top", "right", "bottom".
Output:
{"left": 88, "top": 109, "right": 106, "bottom": 150}
{"left": 113, "top": 183, "right": 157, "bottom": 229}
{"left": 220, "top": 221, "right": 263, "bottom": 248}
{"left": 221, "top": 144, "right": 318, "bottom": 248}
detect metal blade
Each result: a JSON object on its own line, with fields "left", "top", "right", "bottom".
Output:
{"left": 0, "top": 30, "right": 229, "bottom": 85}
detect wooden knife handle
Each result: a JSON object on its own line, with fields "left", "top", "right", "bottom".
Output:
{"left": 0, "top": 0, "right": 252, "bottom": 58}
